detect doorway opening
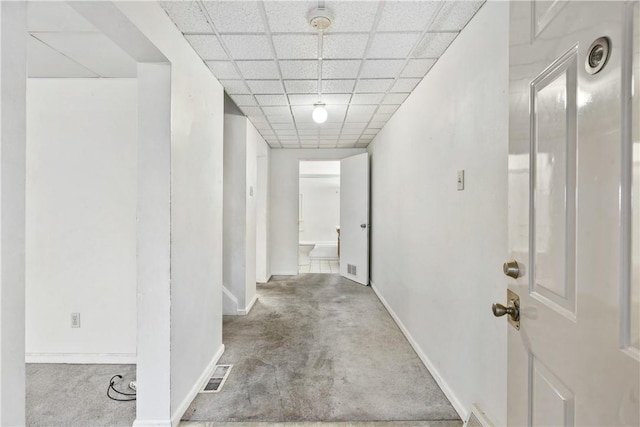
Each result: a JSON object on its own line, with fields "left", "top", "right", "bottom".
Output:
{"left": 298, "top": 160, "right": 341, "bottom": 274}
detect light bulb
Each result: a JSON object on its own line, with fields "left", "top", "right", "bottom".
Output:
{"left": 312, "top": 104, "right": 328, "bottom": 124}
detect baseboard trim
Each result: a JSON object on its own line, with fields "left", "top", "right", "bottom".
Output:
{"left": 132, "top": 420, "right": 172, "bottom": 427}
{"left": 257, "top": 274, "right": 272, "bottom": 284}
{"left": 25, "top": 353, "right": 136, "bottom": 364}
{"left": 170, "top": 344, "right": 225, "bottom": 427}
{"left": 238, "top": 294, "right": 258, "bottom": 315}
{"left": 370, "top": 280, "right": 466, "bottom": 419}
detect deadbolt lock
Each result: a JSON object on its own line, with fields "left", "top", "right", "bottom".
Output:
{"left": 503, "top": 260, "right": 521, "bottom": 279}
{"left": 492, "top": 289, "right": 520, "bottom": 330}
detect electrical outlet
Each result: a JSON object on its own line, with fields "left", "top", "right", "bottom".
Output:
{"left": 457, "top": 170, "right": 465, "bottom": 191}
{"left": 71, "top": 312, "right": 81, "bottom": 328}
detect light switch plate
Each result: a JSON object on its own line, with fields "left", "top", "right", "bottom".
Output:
{"left": 457, "top": 170, "right": 464, "bottom": 191}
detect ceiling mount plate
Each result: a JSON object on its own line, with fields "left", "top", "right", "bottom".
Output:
{"left": 307, "top": 7, "right": 333, "bottom": 31}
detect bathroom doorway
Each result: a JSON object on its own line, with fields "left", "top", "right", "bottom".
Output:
{"left": 298, "top": 161, "right": 341, "bottom": 273}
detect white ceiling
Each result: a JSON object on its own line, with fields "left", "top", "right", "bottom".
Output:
{"left": 27, "top": 2, "right": 136, "bottom": 78}
{"left": 161, "top": 0, "right": 484, "bottom": 149}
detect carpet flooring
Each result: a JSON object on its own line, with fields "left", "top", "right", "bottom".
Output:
{"left": 183, "top": 274, "right": 460, "bottom": 423}
{"left": 26, "top": 363, "right": 136, "bottom": 426}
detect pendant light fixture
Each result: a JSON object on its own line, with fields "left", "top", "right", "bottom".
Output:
{"left": 307, "top": 7, "right": 333, "bottom": 124}
{"left": 312, "top": 103, "right": 328, "bottom": 124}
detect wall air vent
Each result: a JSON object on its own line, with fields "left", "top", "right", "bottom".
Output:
{"left": 200, "top": 364, "right": 233, "bottom": 393}
{"left": 347, "top": 264, "right": 357, "bottom": 275}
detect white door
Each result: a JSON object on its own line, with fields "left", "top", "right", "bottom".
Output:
{"left": 340, "top": 153, "right": 369, "bottom": 285}
{"left": 505, "top": 1, "right": 639, "bottom": 425}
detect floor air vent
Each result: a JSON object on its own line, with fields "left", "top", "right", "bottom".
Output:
{"left": 347, "top": 264, "right": 357, "bottom": 275}
{"left": 201, "top": 364, "right": 233, "bottom": 393}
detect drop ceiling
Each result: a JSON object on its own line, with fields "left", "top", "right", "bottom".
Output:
{"left": 161, "top": 0, "right": 484, "bottom": 148}
{"left": 163, "top": 1, "right": 485, "bottom": 149}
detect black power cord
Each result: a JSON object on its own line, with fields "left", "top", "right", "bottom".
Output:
{"left": 107, "top": 375, "right": 136, "bottom": 402}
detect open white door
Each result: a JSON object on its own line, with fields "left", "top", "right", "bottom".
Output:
{"left": 505, "top": 1, "right": 639, "bottom": 425}
{"left": 340, "top": 153, "right": 369, "bottom": 285}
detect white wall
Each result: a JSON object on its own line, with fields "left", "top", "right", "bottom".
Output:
{"left": 223, "top": 111, "right": 266, "bottom": 312}
{"left": 115, "top": 3, "right": 225, "bottom": 425}
{"left": 223, "top": 113, "right": 249, "bottom": 313}
{"left": 366, "top": 2, "right": 508, "bottom": 425}
{"left": 270, "top": 148, "right": 365, "bottom": 275}
{"left": 299, "top": 176, "right": 340, "bottom": 244}
{"left": 26, "top": 79, "right": 137, "bottom": 362}
{"left": 256, "top": 138, "right": 271, "bottom": 283}
{"left": 0, "top": 3, "right": 27, "bottom": 423}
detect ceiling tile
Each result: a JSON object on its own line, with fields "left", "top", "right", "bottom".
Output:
{"left": 325, "top": 105, "right": 348, "bottom": 122}
{"left": 284, "top": 80, "right": 318, "bottom": 94}
{"left": 241, "top": 106, "right": 263, "bottom": 116}
{"left": 377, "top": 104, "right": 400, "bottom": 115}
{"left": 292, "top": 105, "right": 315, "bottom": 120}
{"left": 377, "top": 1, "right": 441, "bottom": 32}
{"left": 27, "top": 36, "right": 98, "bottom": 78}
{"left": 391, "top": 78, "right": 421, "bottom": 93}
{"left": 367, "top": 33, "right": 421, "bottom": 59}
{"left": 402, "top": 59, "right": 436, "bottom": 78}
{"left": 322, "top": 79, "right": 356, "bottom": 93}
{"left": 355, "top": 79, "right": 394, "bottom": 93}
{"left": 271, "top": 122, "right": 295, "bottom": 130}
{"left": 341, "top": 128, "right": 365, "bottom": 135}
{"left": 323, "top": 94, "right": 352, "bottom": 105}
{"left": 273, "top": 34, "right": 317, "bottom": 59}
{"left": 383, "top": 93, "right": 410, "bottom": 104}
{"left": 346, "top": 105, "right": 376, "bottom": 121}
{"left": 246, "top": 80, "right": 284, "bottom": 94}
{"left": 207, "top": 61, "right": 242, "bottom": 79}
{"left": 32, "top": 32, "right": 137, "bottom": 77}
{"left": 202, "top": 1, "right": 265, "bottom": 33}
{"left": 339, "top": 138, "right": 358, "bottom": 143}
{"left": 343, "top": 122, "right": 369, "bottom": 129}
{"left": 373, "top": 113, "right": 392, "bottom": 122}
{"left": 256, "top": 94, "right": 289, "bottom": 106}
{"left": 322, "top": 60, "right": 361, "bottom": 79}
{"left": 360, "top": 59, "right": 404, "bottom": 79}
{"left": 237, "top": 60, "right": 279, "bottom": 79}
{"left": 229, "top": 94, "right": 257, "bottom": 106}
{"left": 369, "top": 121, "right": 387, "bottom": 128}
{"left": 324, "top": 1, "right": 380, "bottom": 32}
{"left": 276, "top": 129, "right": 298, "bottom": 136}
{"left": 351, "top": 93, "right": 385, "bottom": 105}
{"left": 429, "top": 1, "right": 484, "bottom": 32}
{"left": 355, "top": 143, "right": 370, "bottom": 148}
{"left": 221, "top": 35, "right": 273, "bottom": 60}
{"left": 264, "top": 1, "right": 316, "bottom": 33}
{"left": 263, "top": 105, "right": 293, "bottom": 115}
{"left": 362, "top": 129, "right": 379, "bottom": 136}
{"left": 280, "top": 60, "right": 317, "bottom": 79}
{"left": 323, "top": 34, "right": 369, "bottom": 59}
{"left": 289, "top": 94, "right": 322, "bottom": 105}
{"left": 220, "top": 79, "right": 251, "bottom": 94}
{"left": 413, "top": 32, "right": 458, "bottom": 58}
{"left": 185, "top": 35, "right": 227, "bottom": 60}
{"left": 160, "top": 2, "right": 212, "bottom": 33}
{"left": 298, "top": 129, "right": 319, "bottom": 136}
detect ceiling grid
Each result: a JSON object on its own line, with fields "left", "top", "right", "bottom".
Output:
{"left": 161, "top": 0, "right": 485, "bottom": 149}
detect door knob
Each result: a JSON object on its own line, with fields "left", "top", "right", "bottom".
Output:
{"left": 493, "top": 289, "right": 520, "bottom": 330}
{"left": 492, "top": 303, "right": 519, "bottom": 320}
{"left": 503, "top": 260, "right": 520, "bottom": 278}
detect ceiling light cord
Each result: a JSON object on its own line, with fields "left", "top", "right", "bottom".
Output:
{"left": 308, "top": 7, "right": 333, "bottom": 124}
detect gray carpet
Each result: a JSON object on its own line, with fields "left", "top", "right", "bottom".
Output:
{"left": 26, "top": 363, "right": 136, "bottom": 426}
{"left": 183, "top": 274, "right": 460, "bottom": 423}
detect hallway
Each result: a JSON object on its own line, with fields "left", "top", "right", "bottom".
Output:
{"left": 183, "top": 275, "right": 459, "bottom": 424}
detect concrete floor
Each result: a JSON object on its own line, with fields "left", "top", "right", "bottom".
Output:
{"left": 183, "top": 274, "right": 459, "bottom": 423}
{"left": 26, "top": 363, "right": 136, "bottom": 426}
{"left": 181, "top": 422, "right": 462, "bottom": 427}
